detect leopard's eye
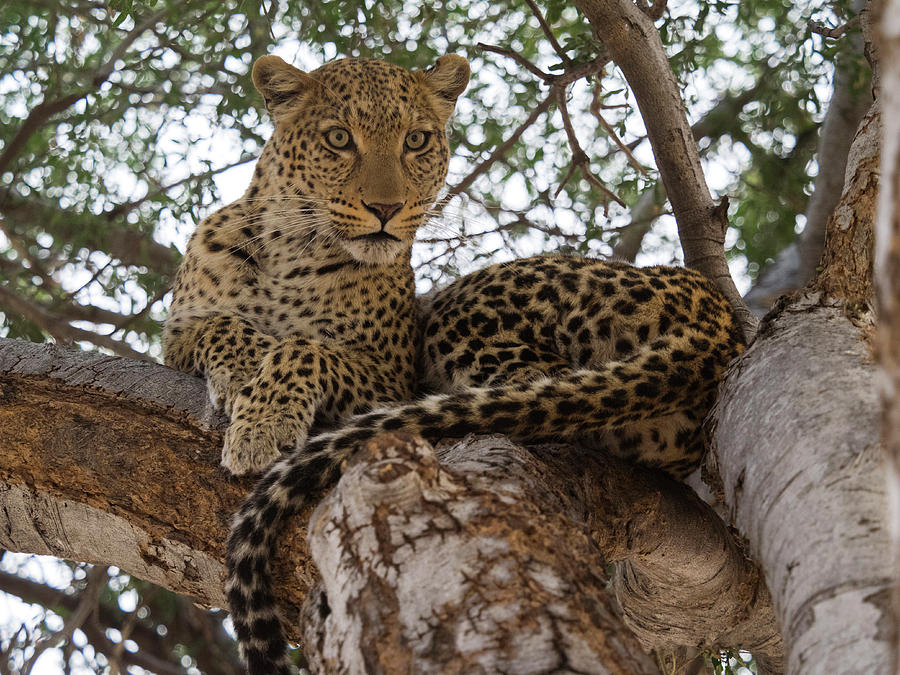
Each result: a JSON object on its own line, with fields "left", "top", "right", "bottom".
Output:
{"left": 325, "top": 128, "right": 352, "bottom": 150}
{"left": 405, "top": 130, "right": 429, "bottom": 151}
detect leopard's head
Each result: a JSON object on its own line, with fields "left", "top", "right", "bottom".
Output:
{"left": 252, "top": 54, "right": 469, "bottom": 265}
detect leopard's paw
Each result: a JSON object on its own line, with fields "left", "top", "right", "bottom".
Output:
{"left": 206, "top": 375, "right": 229, "bottom": 412}
{"left": 206, "top": 371, "right": 252, "bottom": 416}
{"left": 221, "top": 415, "right": 307, "bottom": 475}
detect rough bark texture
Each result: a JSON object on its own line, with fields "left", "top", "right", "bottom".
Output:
{"left": 874, "top": 0, "right": 900, "bottom": 667}
{"left": 301, "top": 433, "right": 781, "bottom": 673}
{"left": 0, "top": 337, "right": 783, "bottom": 668}
{"left": 575, "top": 0, "right": 757, "bottom": 340}
{"left": 708, "top": 305, "right": 890, "bottom": 674}
{"left": 813, "top": 100, "right": 880, "bottom": 316}
{"left": 0, "top": 337, "right": 315, "bottom": 623}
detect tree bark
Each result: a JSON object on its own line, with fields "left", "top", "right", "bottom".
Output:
{"left": 0, "top": 337, "right": 783, "bottom": 669}
{"left": 0, "top": 337, "right": 316, "bottom": 624}
{"left": 708, "top": 305, "right": 890, "bottom": 673}
{"left": 873, "top": 0, "right": 900, "bottom": 667}
{"left": 707, "top": 58, "right": 891, "bottom": 673}
{"left": 301, "top": 433, "right": 781, "bottom": 673}
{"left": 810, "top": 102, "right": 880, "bottom": 315}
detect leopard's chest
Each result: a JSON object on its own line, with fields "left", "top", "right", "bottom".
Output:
{"left": 247, "top": 264, "right": 418, "bottom": 352}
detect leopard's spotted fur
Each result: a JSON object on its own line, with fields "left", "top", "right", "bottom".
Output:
{"left": 163, "top": 54, "right": 744, "bottom": 674}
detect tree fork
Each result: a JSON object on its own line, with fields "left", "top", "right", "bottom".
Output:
{"left": 302, "top": 433, "right": 782, "bottom": 672}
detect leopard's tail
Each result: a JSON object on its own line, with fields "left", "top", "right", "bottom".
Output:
{"left": 225, "top": 441, "right": 348, "bottom": 675}
{"left": 226, "top": 327, "right": 742, "bottom": 673}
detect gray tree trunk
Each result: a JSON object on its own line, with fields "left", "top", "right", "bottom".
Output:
{"left": 708, "top": 305, "right": 889, "bottom": 673}
{"left": 744, "top": 0, "right": 873, "bottom": 315}
{"left": 708, "top": 96, "right": 891, "bottom": 674}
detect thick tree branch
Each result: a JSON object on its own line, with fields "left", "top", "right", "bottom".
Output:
{"left": 0, "top": 337, "right": 781, "bottom": 666}
{"left": 708, "top": 39, "right": 889, "bottom": 670}
{"left": 707, "top": 304, "right": 889, "bottom": 674}
{"left": 0, "top": 337, "right": 315, "bottom": 621}
{"left": 575, "top": 0, "right": 757, "bottom": 340}
{"left": 812, "top": 100, "right": 880, "bottom": 316}
{"left": 797, "top": 0, "right": 872, "bottom": 283}
{"left": 303, "top": 433, "right": 781, "bottom": 672}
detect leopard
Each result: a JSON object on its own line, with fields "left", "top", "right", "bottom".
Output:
{"left": 163, "top": 54, "right": 745, "bottom": 674}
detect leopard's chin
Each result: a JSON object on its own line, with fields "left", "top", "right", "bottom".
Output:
{"left": 340, "top": 236, "right": 409, "bottom": 265}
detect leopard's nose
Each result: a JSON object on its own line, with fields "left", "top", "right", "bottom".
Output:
{"left": 363, "top": 201, "right": 404, "bottom": 226}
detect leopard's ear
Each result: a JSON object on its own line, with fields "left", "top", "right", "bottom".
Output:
{"left": 252, "top": 55, "right": 315, "bottom": 117}
{"left": 423, "top": 54, "right": 470, "bottom": 122}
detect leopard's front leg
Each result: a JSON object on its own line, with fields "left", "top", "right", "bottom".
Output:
{"left": 164, "top": 315, "right": 276, "bottom": 415}
{"left": 222, "top": 338, "right": 397, "bottom": 475}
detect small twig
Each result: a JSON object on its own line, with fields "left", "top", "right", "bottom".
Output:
{"left": 84, "top": 614, "right": 185, "bottom": 675}
{"left": 474, "top": 43, "right": 623, "bottom": 211}
{"left": 0, "top": 625, "right": 29, "bottom": 675}
{"left": 809, "top": 16, "right": 859, "bottom": 39}
{"left": 439, "top": 94, "right": 554, "bottom": 210}
{"left": 589, "top": 86, "right": 650, "bottom": 175}
{"left": 553, "top": 87, "right": 626, "bottom": 209}
{"left": 22, "top": 567, "right": 106, "bottom": 675}
{"left": 108, "top": 153, "right": 256, "bottom": 218}
{"left": 64, "top": 258, "right": 113, "bottom": 301}
{"left": 477, "top": 43, "right": 609, "bottom": 88}
{"left": 0, "top": 219, "right": 62, "bottom": 293}
{"left": 522, "top": 0, "right": 573, "bottom": 64}
{"left": 477, "top": 43, "right": 550, "bottom": 82}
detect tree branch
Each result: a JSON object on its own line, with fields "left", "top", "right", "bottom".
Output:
{"left": 811, "top": 100, "right": 879, "bottom": 316}
{"left": 22, "top": 566, "right": 106, "bottom": 674}
{"left": 745, "top": 0, "right": 872, "bottom": 315}
{"left": 0, "top": 338, "right": 782, "bottom": 668}
{"left": 302, "top": 432, "right": 781, "bottom": 671}
{"left": 554, "top": 86, "right": 626, "bottom": 208}
{"left": 575, "top": 0, "right": 758, "bottom": 340}
{"left": 440, "top": 95, "right": 554, "bottom": 208}
{"left": 708, "top": 37, "right": 890, "bottom": 668}
{"left": 707, "top": 304, "right": 889, "bottom": 673}
{"left": 0, "top": 568, "right": 241, "bottom": 674}
{"left": 0, "top": 286, "right": 153, "bottom": 362}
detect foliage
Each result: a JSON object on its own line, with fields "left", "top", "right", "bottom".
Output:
{"left": 0, "top": 553, "right": 242, "bottom": 673}
{"left": 1, "top": 0, "right": 857, "bottom": 357}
